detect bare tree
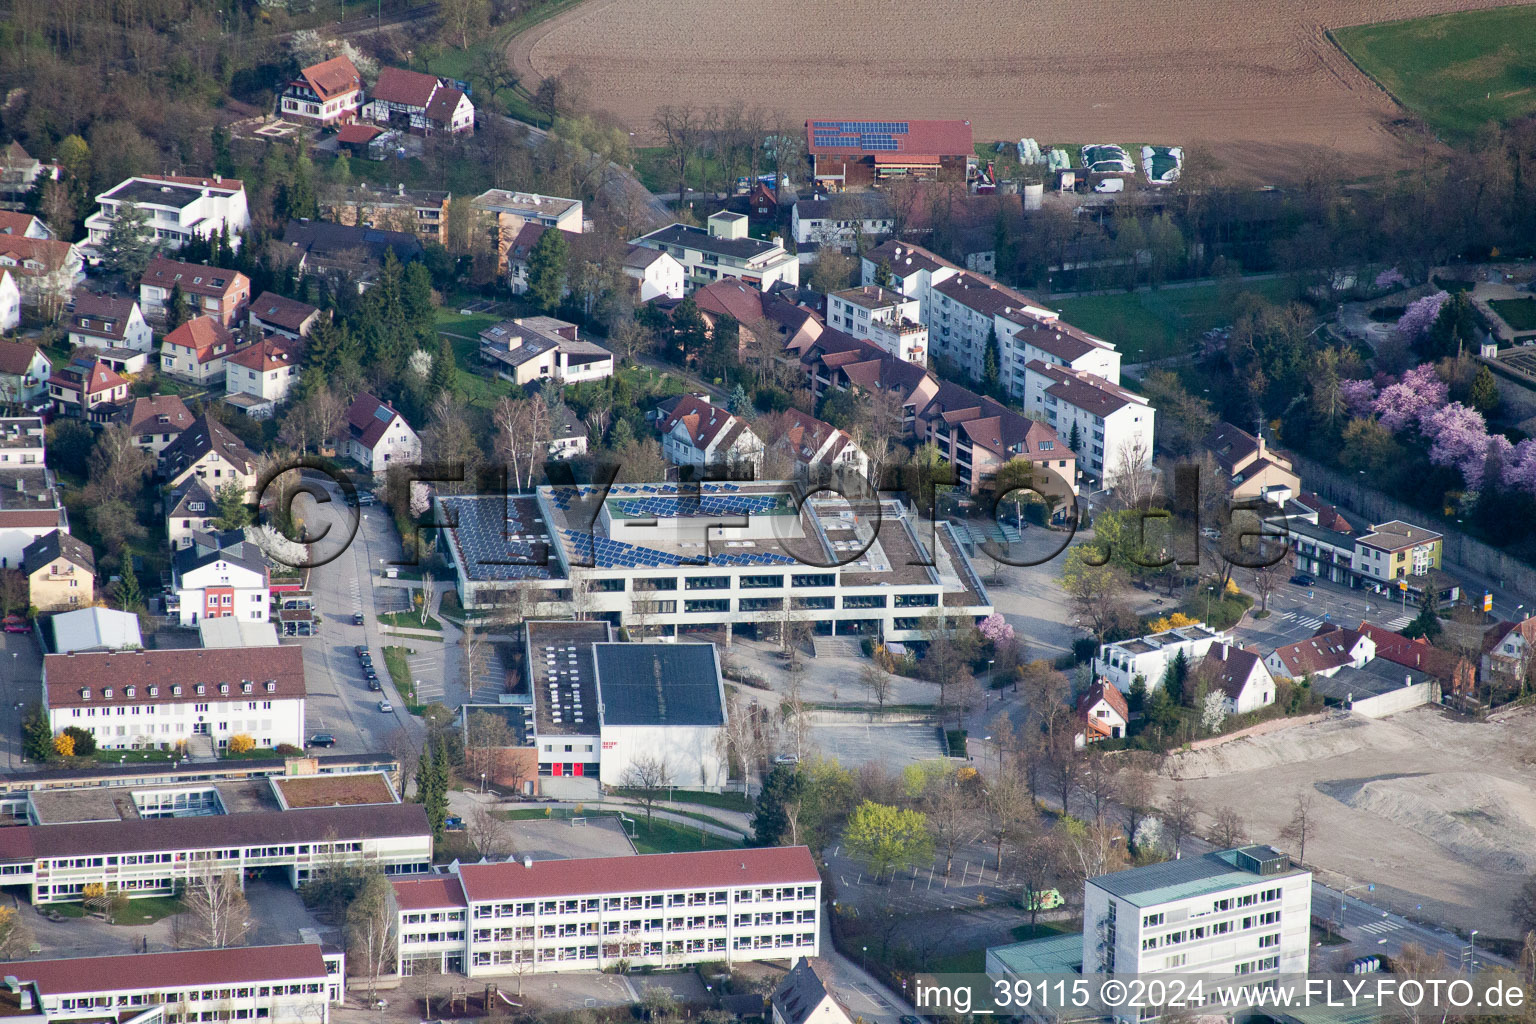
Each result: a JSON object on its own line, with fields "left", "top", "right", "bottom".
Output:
{"left": 982, "top": 775, "right": 1030, "bottom": 871}
{"left": 859, "top": 663, "right": 893, "bottom": 709}
{"left": 1110, "top": 438, "right": 1159, "bottom": 510}
{"left": 654, "top": 105, "right": 701, "bottom": 205}
{"left": 462, "top": 709, "right": 512, "bottom": 788}
{"left": 384, "top": 726, "right": 422, "bottom": 798}
{"left": 86, "top": 422, "right": 153, "bottom": 503}
{"left": 467, "top": 802, "right": 512, "bottom": 859}
{"left": 716, "top": 692, "right": 764, "bottom": 789}
{"left": 1278, "top": 789, "right": 1315, "bottom": 864}
{"left": 179, "top": 868, "right": 250, "bottom": 948}
{"left": 1250, "top": 563, "right": 1281, "bottom": 615}
{"left": 1020, "top": 660, "right": 1073, "bottom": 741}
{"left": 619, "top": 755, "right": 672, "bottom": 824}
{"left": 1117, "top": 768, "right": 1156, "bottom": 849}
{"left": 1047, "top": 736, "right": 1083, "bottom": 815}
{"left": 347, "top": 872, "right": 395, "bottom": 1002}
{"left": 1080, "top": 749, "right": 1120, "bottom": 828}
{"left": 1209, "top": 805, "right": 1247, "bottom": 849}
{"left": 922, "top": 769, "right": 974, "bottom": 875}
{"left": 461, "top": 619, "right": 489, "bottom": 699}
{"left": 1161, "top": 785, "right": 1197, "bottom": 857}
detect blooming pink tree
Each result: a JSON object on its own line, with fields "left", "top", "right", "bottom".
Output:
{"left": 1502, "top": 439, "right": 1536, "bottom": 496}
{"left": 1395, "top": 291, "right": 1449, "bottom": 341}
{"left": 978, "top": 613, "right": 1015, "bottom": 646}
{"left": 1424, "top": 402, "right": 1491, "bottom": 488}
{"left": 1340, "top": 379, "right": 1378, "bottom": 417}
{"left": 1374, "top": 268, "right": 1407, "bottom": 290}
{"left": 1373, "top": 363, "right": 1447, "bottom": 433}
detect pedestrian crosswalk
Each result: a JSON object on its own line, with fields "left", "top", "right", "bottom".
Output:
{"left": 1384, "top": 615, "right": 1413, "bottom": 630}
{"left": 1277, "top": 611, "right": 1325, "bottom": 630}
{"left": 1357, "top": 921, "right": 1401, "bottom": 935}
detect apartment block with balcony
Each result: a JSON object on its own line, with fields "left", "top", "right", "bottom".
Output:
{"left": 632, "top": 213, "right": 798, "bottom": 293}
{"left": 391, "top": 847, "right": 820, "bottom": 978}
{"left": 826, "top": 286, "right": 927, "bottom": 364}
{"left": 1094, "top": 623, "right": 1229, "bottom": 694}
{"left": 85, "top": 176, "right": 249, "bottom": 253}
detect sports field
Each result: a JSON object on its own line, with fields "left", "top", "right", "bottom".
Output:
{"left": 1332, "top": 4, "right": 1536, "bottom": 139}
{"left": 1054, "top": 277, "right": 1298, "bottom": 363}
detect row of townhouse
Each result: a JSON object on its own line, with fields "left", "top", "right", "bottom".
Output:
{"left": 436, "top": 482, "right": 994, "bottom": 644}
{"left": 0, "top": 944, "right": 344, "bottom": 1024}
{"left": 856, "top": 240, "right": 1152, "bottom": 486}
{"left": 391, "top": 847, "right": 821, "bottom": 977}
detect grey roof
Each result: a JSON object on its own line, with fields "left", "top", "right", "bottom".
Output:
{"left": 1086, "top": 847, "right": 1304, "bottom": 907}
{"left": 637, "top": 223, "right": 781, "bottom": 261}
{"left": 1310, "top": 659, "right": 1432, "bottom": 702}
{"left": 987, "top": 932, "right": 1084, "bottom": 976}
{"left": 102, "top": 180, "right": 205, "bottom": 210}
{"left": 46, "top": 607, "right": 142, "bottom": 654}
{"left": 281, "top": 219, "right": 422, "bottom": 266}
{"left": 593, "top": 643, "right": 724, "bottom": 727}
{"left": 22, "top": 529, "right": 95, "bottom": 576}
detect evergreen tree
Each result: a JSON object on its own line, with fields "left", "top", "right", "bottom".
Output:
{"left": 215, "top": 225, "right": 235, "bottom": 269}
{"left": 305, "top": 317, "right": 350, "bottom": 375}
{"left": 22, "top": 705, "right": 53, "bottom": 762}
{"left": 401, "top": 261, "right": 436, "bottom": 340}
{"left": 750, "top": 764, "right": 802, "bottom": 846}
{"left": 1068, "top": 421, "right": 1082, "bottom": 455}
{"left": 213, "top": 482, "right": 253, "bottom": 531}
{"left": 982, "top": 326, "right": 1001, "bottom": 394}
{"left": 706, "top": 313, "right": 739, "bottom": 379}
{"left": 526, "top": 229, "right": 569, "bottom": 314}
{"left": 1162, "top": 649, "right": 1188, "bottom": 705}
{"left": 609, "top": 418, "right": 635, "bottom": 449}
{"left": 874, "top": 259, "right": 893, "bottom": 288}
{"left": 166, "top": 283, "right": 192, "bottom": 330}
{"left": 1128, "top": 675, "right": 1148, "bottom": 714}
{"left": 425, "top": 740, "right": 450, "bottom": 841}
{"left": 211, "top": 125, "right": 234, "bottom": 177}
{"left": 670, "top": 296, "right": 708, "bottom": 367}
{"left": 413, "top": 738, "right": 435, "bottom": 804}
{"left": 1469, "top": 364, "right": 1501, "bottom": 414}
{"left": 728, "top": 382, "right": 751, "bottom": 414}
{"left": 279, "top": 155, "right": 319, "bottom": 222}
{"left": 100, "top": 200, "right": 156, "bottom": 277}
{"left": 1401, "top": 590, "right": 1442, "bottom": 641}
{"left": 115, "top": 565, "right": 144, "bottom": 613}
{"left": 429, "top": 336, "right": 459, "bottom": 396}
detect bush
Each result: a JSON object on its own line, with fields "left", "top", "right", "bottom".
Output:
{"left": 53, "top": 733, "right": 74, "bottom": 758}
{"left": 1071, "top": 637, "right": 1099, "bottom": 663}
{"left": 227, "top": 733, "right": 256, "bottom": 754}
{"left": 274, "top": 743, "right": 304, "bottom": 756}
{"left": 63, "top": 725, "right": 96, "bottom": 756}
{"left": 1053, "top": 652, "right": 1078, "bottom": 670}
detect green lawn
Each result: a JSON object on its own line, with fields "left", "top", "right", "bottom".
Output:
{"left": 657, "top": 790, "right": 752, "bottom": 813}
{"left": 629, "top": 815, "right": 743, "bottom": 855}
{"left": 93, "top": 749, "right": 174, "bottom": 764}
{"left": 1490, "top": 297, "right": 1536, "bottom": 331}
{"left": 383, "top": 645, "right": 418, "bottom": 706}
{"left": 1054, "top": 277, "right": 1297, "bottom": 362}
{"left": 1333, "top": 6, "right": 1536, "bottom": 140}
{"left": 378, "top": 611, "right": 443, "bottom": 631}
{"left": 437, "top": 309, "right": 521, "bottom": 411}
{"left": 111, "top": 896, "right": 184, "bottom": 925}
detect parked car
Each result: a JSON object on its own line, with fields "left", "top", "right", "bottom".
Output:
{"left": 308, "top": 733, "right": 336, "bottom": 748}
{"left": 2, "top": 615, "right": 27, "bottom": 633}
{"left": 377, "top": 700, "right": 393, "bottom": 713}
{"left": 354, "top": 644, "right": 368, "bottom": 657}
{"left": 352, "top": 612, "right": 364, "bottom": 626}
{"left": 444, "top": 816, "right": 465, "bottom": 831}
{"left": 364, "top": 667, "right": 378, "bottom": 682}
{"left": 356, "top": 491, "right": 376, "bottom": 506}
{"left": 367, "top": 679, "right": 382, "bottom": 692}
{"left": 1290, "top": 573, "right": 1315, "bottom": 586}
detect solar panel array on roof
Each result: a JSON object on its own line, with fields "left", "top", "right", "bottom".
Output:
{"left": 561, "top": 530, "right": 795, "bottom": 569}
{"left": 811, "top": 121, "right": 910, "bottom": 152}
{"left": 441, "top": 495, "right": 557, "bottom": 582}
{"left": 593, "top": 643, "right": 724, "bottom": 726}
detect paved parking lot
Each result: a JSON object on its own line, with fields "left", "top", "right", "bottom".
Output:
{"left": 806, "top": 723, "right": 945, "bottom": 769}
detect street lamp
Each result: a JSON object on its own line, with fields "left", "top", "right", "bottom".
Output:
{"left": 988, "top": 659, "right": 996, "bottom": 697}
{"left": 861, "top": 945, "right": 868, "bottom": 971}
{"left": 1335, "top": 883, "right": 1373, "bottom": 935}
{"left": 480, "top": 772, "right": 486, "bottom": 793}
{"left": 1469, "top": 929, "right": 1478, "bottom": 972}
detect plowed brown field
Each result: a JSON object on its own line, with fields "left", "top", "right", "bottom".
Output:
{"left": 510, "top": 0, "right": 1527, "bottom": 179}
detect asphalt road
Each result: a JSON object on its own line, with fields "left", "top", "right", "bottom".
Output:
{"left": 1315, "top": 882, "right": 1491, "bottom": 972}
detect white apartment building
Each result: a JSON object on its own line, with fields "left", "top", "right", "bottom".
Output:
{"left": 279, "top": 55, "right": 364, "bottom": 127}
{"left": 169, "top": 530, "right": 270, "bottom": 627}
{"left": 826, "top": 286, "right": 927, "bottom": 364}
{"left": 473, "top": 189, "right": 584, "bottom": 233}
{"left": 437, "top": 483, "right": 993, "bottom": 645}
{"left": 1022, "top": 361, "right": 1154, "bottom": 486}
{"left": 391, "top": 847, "right": 821, "bottom": 977}
{"left": 41, "top": 646, "right": 305, "bottom": 753}
{"left": 657, "top": 395, "right": 765, "bottom": 476}
{"left": 791, "top": 195, "right": 894, "bottom": 252}
{"left": 624, "top": 247, "right": 685, "bottom": 301}
{"left": 0, "top": 944, "right": 344, "bottom": 1024}
{"left": 1094, "top": 623, "right": 1228, "bottom": 694}
{"left": 85, "top": 176, "right": 249, "bottom": 252}
{"left": 988, "top": 847, "right": 1312, "bottom": 1024}
{"left": 224, "top": 337, "right": 302, "bottom": 417}
{"left": 1002, "top": 307, "right": 1121, "bottom": 398}
{"left": 859, "top": 240, "right": 960, "bottom": 324}
{"left": 633, "top": 213, "right": 799, "bottom": 293}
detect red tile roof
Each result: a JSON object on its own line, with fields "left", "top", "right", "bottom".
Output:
{"left": 164, "top": 316, "right": 235, "bottom": 362}
{"left": 371, "top": 67, "right": 442, "bottom": 109}
{"left": 337, "top": 123, "right": 384, "bottom": 145}
{"left": 424, "top": 85, "right": 468, "bottom": 126}
{"left": 1268, "top": 628, "right": 1368, "bottom": 677}
{"left": 0, "top": 212, "right": 45, "bottom": 237}
{"left": 659, "top": 395, "right": 740, "bottom": 450}
{"left": 123, "top": 394, "right": 195, "bottom": 434}
{"left": 692, "top": 278, "right": 766, "bottom": 326}
{"left": 0, "top": 339, "right": 40, "bottom": 377}
{"left": 457, "top": 847, "right": 819, "bottom": 902}
{"left": 346, "top": 392, "right": 405, "bottom": 449}
{"left": 68, "top": 290, "right": 139, "bottom": 341}
{"left": 249, "top": 291, "right": 320, "bottom": 333}
{"left": 44, "top": 647, "right": 303, "bottom": 709}
{"left": 0, "top": 944, "right": 328, "bottom": 994}
{"left": 0, "top": 236, "right": 74, "bottom": 275}
{"left": 1027, "top": 360, "right": 1143, "bottom": 417}
{"left": 1197, "top": 644, "right": 1270, "bottom": 700}
{"left": 50, "top": 360, "right": 126, "bottom": 396}
{"left": 1078, "top": 679, "right": 1129, "bottom": 721}
{"left": 393, "top": 874, "right": 468, "bottom": 910}
{"left": 228, "top": 336, "right": 303, "bottom": 372}
{"left": 300, "top": 55, "right": 362, "bottom": 102}
{"left": 805, "top": 118, "right": 972, "bottom": 158}
{"left": 138, "top": 174, "right": 244, "bottom": 193}
{"left": 141, "top": 257, "right": 248, "bottom": 300}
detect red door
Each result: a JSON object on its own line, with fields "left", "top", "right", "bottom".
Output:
{"left": 572, "top": 763, "right": 583, "bottom": 777}
{"left": 551, "top": 762, "right": 563, "bottom": 777}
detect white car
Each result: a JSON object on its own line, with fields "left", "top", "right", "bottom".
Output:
{"left": 378, "top": 700, "right": 394, "bottom": 713}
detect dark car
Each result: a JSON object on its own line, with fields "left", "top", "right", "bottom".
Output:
{"left": 352, "top": 612, "right": 364, "bottom": 626}
{"left": 1290, "top": 574, "right": 1315, "bottom": 586}
{"left": 309, "top": 734, "right": 336, "bottom": 748}
{"left": 354, "top": 644, "right": 368, "bottom": 657}
{"left": 444, "top": 816, "right": 465, "bottom": 830}
{"left": 368, "top": 679, "right": 382, "bottom": 692}
{"left": 365, "top": 668, "right": 378, "bottom": 682}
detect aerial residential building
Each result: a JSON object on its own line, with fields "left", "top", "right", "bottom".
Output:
{"left": 280, "top": 219, "right": 423, "bottom": 285}
{"left": 65, "top": 290, "right": 153, "bottom": 352}
{"left": 0, "top": 142, "right": 61, "bottom": 211}
{"left": 85, "top": 175, "right": 249, "bottom": 252}
{"left": 169, "top": 529, "right": 271, "bottom": 627}
{"left": 473, "top": 189, "right": 584, "bottom": 274}
{"left": 322, "top": 183, "right": 451, "bottom": 245}
{"left": 139, "top": 257, "right": 251, "bottom": 326}
{"left": 0, "top": 268, "right": 17, "bottom": 331}
{"left": 0, "top": 944, "right": 344, "bottom": 1024}
{"left": 826, "top": 286, "right": 927, "bottom": 364}
{"left": 0, "top": 417, "right": 44, "bottom": 467}
{"left": 1264, "top": 627, "right": 1375, "bottom": 680}
{"left": 344, "top": 392, "right": 420, "bottom": 471}
{"left": 1094, "top": 623, "right": 1229, "bottom": 694}
{"left": 390, "top": 846, "right": 821, "bottom": 978}
{"left": 224, "top": 336, "right": 303, "bottom": 418}
{"left": 0, "top": 211, "right": 54, "bottom": 240}
{"left": 159, "top": 316, "right": 237, "bottom": 385}
{"left": 859, "top": 241, "right": 960, "bottom": 323}
{"left": 1356, "top": 620, "right": 1475, "bottom": 696}
{"left": 914, "top": 381, "right": 1076, "bottom": 498}
{"left": 248, "top": 292, "right": 322, "bottom": 339}
{"left": 42, "top": 645, "right": 303, "bottom": 751}
{"left": 632, "top": 213, "right": 799, "bottom": 293}
{"left": 160, "top": 415, "right": 261, "bottom": 503}
{"left": 805, "top": 118, "right": 975, "bottom": 188}
{"left": 0, "top": 774, "right": 430, "bottom": 903}
{"left": 791, "top": 194, "right": 895, "bottom": 252}
{"left": 120, "top": 394, "right": 195, "bottom": 456}
{"left": 1353, "top": 520, "right": 1442, "bottom": 585}
{"left": 1074, "top": 679, "right": 1129, "bottom": 748}
{"left": 1203, "top": 422, "right": 1300, "bottom": 506}
{"left": 0, "top": 235, "right": 83, "bottom": 316}
{"left": 656, "top": 394, "right": 765, "bottom": 475}
{"left": 165, "top": 479, "right": 219, "bottom": 550}
{"left": 477, "top": 316, "right": 614, "bottom": 387}
{"left": 1194, "top": 643, "right": 1277, "bottom": 715}
{"left": 21, "top": 530, "right": 94, "bottom": 612}
{"left": 988, "top": 846, "right": 1312, "bottom": 1024}
{"left": 548, "top": 403, "right": 588, "bottom": 461}
{"left": 624, "top": 246, "right": 686, "bottom": 301}
{"left": 48, "top": 358, "right": 129, "bottom": 421}
{"left": 0, "top": 340, "right": 52, "bottom": 407}
{"left": 771, "top": 957, "right": 855, "bottom": 1024}
{"left": 279, "top": 54, "right": 365, "bottom": 126}
{"left": 767, "top": 407, "right": 871, "bottom": 483}
{"left": 435, "top": 482, "right": 994, "bottom": 643}
{"left": 0, "top": 467, "right": 68, "bottom": 569}
{"left": 1308, "top": 656, "right": 1440, "bottom": 718}
{"left": 1480, "top": 616, "right": 1536, "bottom": 686}
{"left": 1021, "top": 361, "right": 1154, "bottom": 486}
{"left": 366, "top": 67, "right": 474, "bottom": 134}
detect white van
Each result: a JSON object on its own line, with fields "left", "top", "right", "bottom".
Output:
{"left": 1094, "top": 178, "right": 1125, "bottom": 194}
